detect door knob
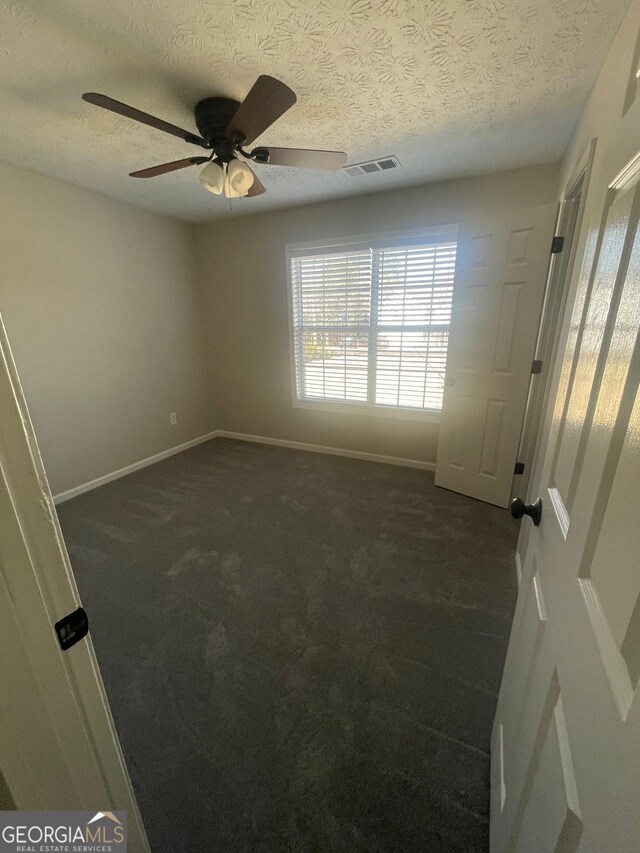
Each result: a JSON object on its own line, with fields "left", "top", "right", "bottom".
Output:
{"left": 510, "top": 497, "right": 542, "bottom": 526}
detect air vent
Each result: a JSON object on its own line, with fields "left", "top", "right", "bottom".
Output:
{"left": 343, "top": 156, "right": 401, "bottom": 177}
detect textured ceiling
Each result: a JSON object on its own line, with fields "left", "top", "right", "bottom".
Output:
{"left": 0, "top": 0, "right": 631, "bottom": 221}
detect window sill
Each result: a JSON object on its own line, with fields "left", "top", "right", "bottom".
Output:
{"left": 293, "top": 399, "right": 441, "bottom": 423}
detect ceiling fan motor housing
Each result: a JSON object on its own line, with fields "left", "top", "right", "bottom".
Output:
{"left": 194, "top": 97, "right": 241, "bottom": 158}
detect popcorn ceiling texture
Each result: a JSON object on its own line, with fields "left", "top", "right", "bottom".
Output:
{"left": 0, "top": 0, "right": 631, "bottom": 221}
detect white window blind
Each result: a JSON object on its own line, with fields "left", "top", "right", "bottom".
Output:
{"left": 290, "top": 236, "right": 457, "bottom": 412}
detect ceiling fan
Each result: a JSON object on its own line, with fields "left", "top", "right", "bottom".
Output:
{"left": 82, "top": 75, "right": 347, "bottom": 199}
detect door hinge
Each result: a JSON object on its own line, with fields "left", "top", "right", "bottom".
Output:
{"left": 531, "top": 359, "right": 543, "bottom": 374}
{"left": 55, "top": 607, "right": 89, "bottom": 651}
{"left": 514, "top": 462, "right": 525, "bottom": 475}
{"left": 551, "top": 235, "right": 565, "bottom": 254}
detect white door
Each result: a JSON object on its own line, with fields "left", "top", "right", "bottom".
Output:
{"left": 435, "top": 205, "right": 557, "bottom": 507}
{"left": 0, "top": 316, "right": 149, "bottom": 850}
{"left": 491, "top": 129, "right": 640, "bottom": 848}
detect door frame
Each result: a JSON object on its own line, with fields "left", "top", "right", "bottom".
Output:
{"left": 0, "top": 313, "right": 149, "bottom": 849}
{"left": 513, "top": 139, "right": 598, "bottom": 577}
{"left": 513, "top": 140, "right": 597, "bottom": 508}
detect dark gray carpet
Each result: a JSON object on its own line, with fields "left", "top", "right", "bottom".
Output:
{"left": 56, "top": 438, "right": 518, "bottom": 852}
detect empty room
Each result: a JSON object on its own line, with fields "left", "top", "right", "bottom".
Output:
{"left": 1, "top": 1, "right": 639, "bottom": 851}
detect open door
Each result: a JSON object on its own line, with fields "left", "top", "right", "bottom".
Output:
{"left": 435, "top": 204, "right": 556, "bottom": 507}
{"left": 0, "top": 314, "right": 149, "bottom": 850}
{"left": 491, "top": 107, "right": 640, "bottom": 849}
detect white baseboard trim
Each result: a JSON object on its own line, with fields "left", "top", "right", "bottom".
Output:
{"left": 53, "top": 428, "right": 435, "bottom": 504}
{"left": 53, "top": 430, "right": 220, "bottom": 504}
{"left": 216, "top": 430, "right": 436, "bottom": 472}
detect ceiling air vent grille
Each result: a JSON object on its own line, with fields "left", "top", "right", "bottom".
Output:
{"left": 344, "top": 156, "right": 401, "bottom": 177}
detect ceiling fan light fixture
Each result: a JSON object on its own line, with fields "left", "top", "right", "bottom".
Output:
{"left": 199, "top": 160, "right": 225, "bottom": 194}
{"left": 226, "top": 158, "right": 255, "bottom": 197}
{"left": 223, "top": 177, "right": 244, "bottom": 198}
{"left": 83, "top": 77, "right": 347, "bottom": 200}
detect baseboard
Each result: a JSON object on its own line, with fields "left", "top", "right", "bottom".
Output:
{"left": 53, "top": 430, "right": 220, "bottom": 504}
{"left": 216, "top": 430, "right": 436, "bottom": 472}
{"left": 53, "top": 428, "right": 435, "bottom": 504}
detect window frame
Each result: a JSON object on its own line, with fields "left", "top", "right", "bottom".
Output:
{"left": 286, "top": 225, "right": 459, "bottom": 422}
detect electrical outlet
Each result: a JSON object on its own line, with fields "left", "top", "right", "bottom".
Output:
{"left": 170, "top": 412, "right": 177, "bottom": 425}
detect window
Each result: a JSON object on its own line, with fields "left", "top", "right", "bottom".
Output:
{"left": 289, "top": 232, "right": 457, "bottom": 414}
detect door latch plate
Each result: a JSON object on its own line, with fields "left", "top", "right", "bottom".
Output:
{"left": 55, "top": 607, "right": 89, "bottom": 651}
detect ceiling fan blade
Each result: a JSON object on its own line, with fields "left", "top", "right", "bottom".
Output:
{"left": 246, "top": 167, "right": 266, "bottom": 197}
{"left": 129, "top": 157, "right": 209, "bottom": 178}
{"left": 82, "top": 93, "right": 207, "bottom": 147}
{"left": 253, "top": 147, "right": 347, "bottom": 171}
{"left": 226, "top": 76, "right": 296, "bottom": 146}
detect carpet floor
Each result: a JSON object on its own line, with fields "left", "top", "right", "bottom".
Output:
{"left": 56, "top": 438, "right": 518, "bottom": 852}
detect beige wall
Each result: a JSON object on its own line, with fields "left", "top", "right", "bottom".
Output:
{"left": 0, "top": 159, "right": 563, "bottom": 491}
{"left": 561, "top": 0, "right": 640, "bottom": 192}
{"left": 195, "top": 163, "right": 559, "bottom": 464}
{"left": 0, "top": 767, "right": 15, "bottom": 809}
{"left": 0, "top": 160, "right": 214, "bottom": 495}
